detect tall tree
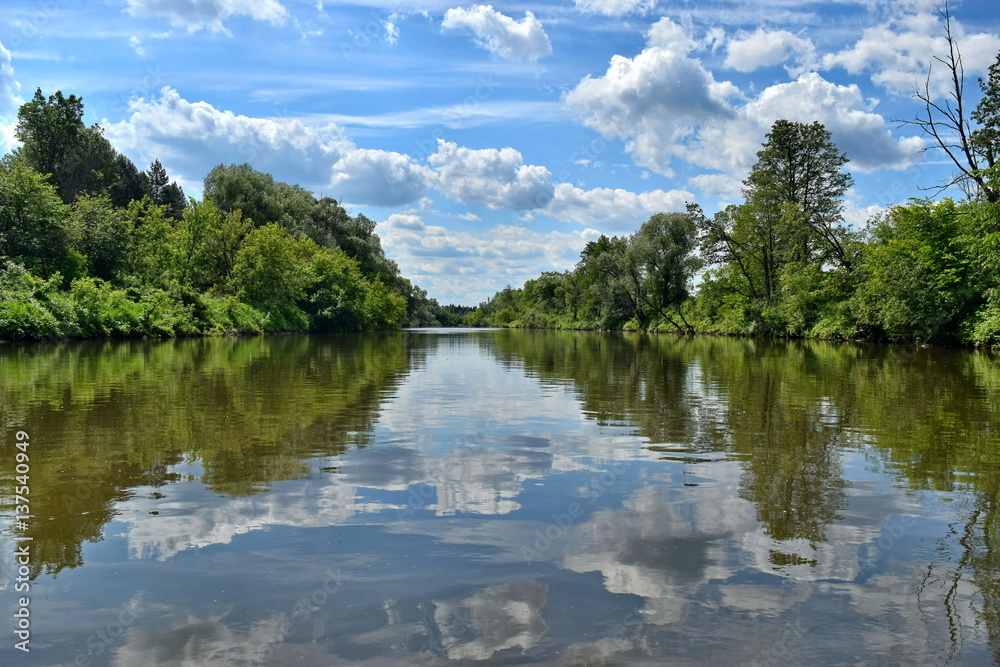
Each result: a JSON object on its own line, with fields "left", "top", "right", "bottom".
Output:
{"left": 14, "top": 88, "right": 116, "bottom": 203}
{"left": 203, "top": 162, "right": 283, "bottom": 226}
{"left": 627, "top": 211, "right": 701, "bottom": 333}
{"left": 743, "top": 119, "right": 854, "bottom": 269}
{"left": 14, "top": 88, "right": 84, "bottom": 183}
{"left": 147, "top": 159, "right": 186, "bottom": 219}
{"left": 108, "top": 153, "right": 150, "bottom": 208}
{"left": 68, "top": 194, "right": 130, "bottom": 283}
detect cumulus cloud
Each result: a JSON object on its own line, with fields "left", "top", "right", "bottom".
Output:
{"left": 330, "top": 149, "right": 431, "bottom": 207}
{"left": 842, "top": 198, "right": 884, "bottom": 229}
{"left": 103, "top": 87, "right": 430, "bottom": 206}
{"left": 428, "top": 140, "right": 555, "bottom": 210}
{"left": 545, "top": 183, "right": 693, "bottom": 231}
{"left": 124, "top": 0, "right": 288, "bottom": 33}
{"left": 724, "top": 28, "right": 815, "bottom": 73}
{"left": 442, "top": 5, "right": 551, "bottom": 62}
{"left": 822, "top": 5, "right": 1000, "bottom": 95}
{"left": 573, "top": 0, "right": 656, "bottom": 16}
{"left": 564, "top": 18, "right": 739, "bottom": 176}
{"left": 680, "top": 73, "right": 924, "bottom": 184}
{"left": 566, "top": 19, "right": 923, "bottom": 186}
{"left": 742, "top": 73, "right": 925, "bottom": 172}
{"left": 380, "top": 213, "right": 601, "bottom": 303}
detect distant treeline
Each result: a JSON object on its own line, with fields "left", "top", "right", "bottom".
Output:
{"left": 0, "top": 88, "right": 462, "bottom": 340}
{"left": 467, "top": 48, "right": 1000, "bottom": 348}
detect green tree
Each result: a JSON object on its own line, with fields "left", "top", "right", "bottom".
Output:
{"left": 203, "top": 163, "right": 284, "bottom": 226}
{"left": 229, "top": 223, "right": 314, "bottom": 314}
{"left": 627, "top": 211, "right": 701, "bottom": 332}
{"left": 147, "top": 160, "right": 186, "bottom": 219}
{"left": 744, "top": 119, "right": 854, "bottom": 269}
{"left": 108, "top": 153, "right": 150, "bottom": 208}
{"left": 696, "top": 200, "right": 801, "bottom": 303}
{"left": 694, "top": 120, "right": 856, "bottom": 336}
{"left": 972, "top": 51, "right": 1000, "bottom": 177}
{"left": 124, "top": 197, "right": 176, "bottom": 288}
{"left": 854, "top": 199, "right": 975, "bottom": 342}
{"left": 68, "top": 194, "right": 130, "bottom": 282}
{"left": 171, "top": 198, "right": 222, "bottom": 289}
{"left": 202, "top": 208, "right": 252, "bottom": 289}
{"left": 203, "top": 163, "right": 403, "bottom": 289}
{"left": 304, "top": 247, "right": 368, "bottom": 332}
{"left": 363, "top": 277, "right": 407, "bottom": 330}
{"left": 0, "top": 157, "right": 74, "bottom": 278}
{"left": 14, "top": 88, "right": 117, "bottom": 203}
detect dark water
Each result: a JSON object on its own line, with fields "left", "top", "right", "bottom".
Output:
{"left": 2, "top": 329, "right": 1000, "bottom": 665}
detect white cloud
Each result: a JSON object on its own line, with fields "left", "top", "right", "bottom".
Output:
{"left": 380, "top": 213, "right": 601, "bottom": 303}
{"left": 680, "top": 73, "right": 924, "bottom": 185}
{"left": 724, "top": 28, "right": 815, "bottom": 73}
{"left": 646, "top": 16, "right": 695, "bottom": 52}
{"left": 103, "top": 87, "right": 431, "bottom": 206}
{"left": 129, "top": 36, "right": 149, "bottom": 58}
{"left": 545, "top": 183, "right": 693, "bottom": 231}
{"left": 822, "top": 5, "right": 1000, "bottom": 95}
{"left": 842, "top": 198, "right": 884, "bottom": 229}
{"left": 0, "top": 41, "right": 22, "bottom": 118}
{"left": 104, "top": 87, "right": 350, "bottom": 185}
{"left": 690, "top": 173, "right": 743, "bottom": 200}
{"left": 442, "top": 5, "right": 551, "bottom": 62}
{"left": 384, "top": 18, "right": 399, "bottom": 45}
{"left": 428, "top": 140, "right": 554, "bottom": 210}
{"left": 330, "top": 149, "right": 431, "bottom": 207}
{"left": 0, "top": 41, "right": 22, "bottom": 157}
{"left": 124, "top": 0, "right": 288, "bottom": 33}
{"left": 567, "top": 20, "right": 923, "bottom": 188}
{"left": 742, "top": 73, "right": 925, "bottom": 172}
{"left": 564, "top": 18, "right": 740, "bottom": 176}
{"left": 573, "top": 0, "right": 655, "bottom": 16}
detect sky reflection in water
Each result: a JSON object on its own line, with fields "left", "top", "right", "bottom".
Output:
{"left": 1, "top": 330, "right": 999, "bottom": 665}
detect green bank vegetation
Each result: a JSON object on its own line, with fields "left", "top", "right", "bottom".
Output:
{"left": 0, "top": 89, "right": 465, "bottom": 341}
{"left": 467, "top": 45, "right": 1000, "bottom": 348}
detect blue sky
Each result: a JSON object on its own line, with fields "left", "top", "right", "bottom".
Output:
{"left": 1, "top": 0, "right": 998, "bottom": 305}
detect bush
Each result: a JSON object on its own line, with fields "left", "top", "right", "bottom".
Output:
{"left": 69, "top": 277, "right": 143, "bottom": 337}
{"left": 0, "top": 261, "right": 65, "bottom": 339}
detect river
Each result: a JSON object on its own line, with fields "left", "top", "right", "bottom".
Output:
{"left": 1, "top": 329, "right": 999, "bottom": 665}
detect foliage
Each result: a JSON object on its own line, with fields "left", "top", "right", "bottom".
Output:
{"left": 853, "top": 200, "right": 970, "bottom": 342}
{"left": 744, "top": 120, "right": 854, "bottom": 268}
{"left": 0, "top": 87, "right": 454, "bottom": 340}
{"left": 14, "top": 88, "right": 118, "bottom": 204}
{"left": 10, "top": 77, "right": 1000, "bottom": 345}
{"left": 68, "top": 194, "right": 130, "bottom": 282}
{"left": 0, "top": 156, "right": 73, "bottom": 278}
{"left": 363, "top": 278, "right": 408, "bottom": 330}
{"left": 147, "top": 159, "right": 186, "bottom": 219}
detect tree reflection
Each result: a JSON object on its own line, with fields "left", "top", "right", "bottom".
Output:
{"left": 0, "top": 333, "right": 414, "bottom": 576}
{"left": 486, "top": 330, "right": 1000, "bottom": 657}
{"left": 5, "top": 329, "right": 1000, "bottom": 660}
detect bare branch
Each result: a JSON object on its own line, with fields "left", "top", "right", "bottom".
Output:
{"left": 894, "top": 1, "right": 998, "bottom": 202}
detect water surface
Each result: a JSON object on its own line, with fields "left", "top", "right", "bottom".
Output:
{"left": 2, "top": 330, "right": 1000, "bottom": 665}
